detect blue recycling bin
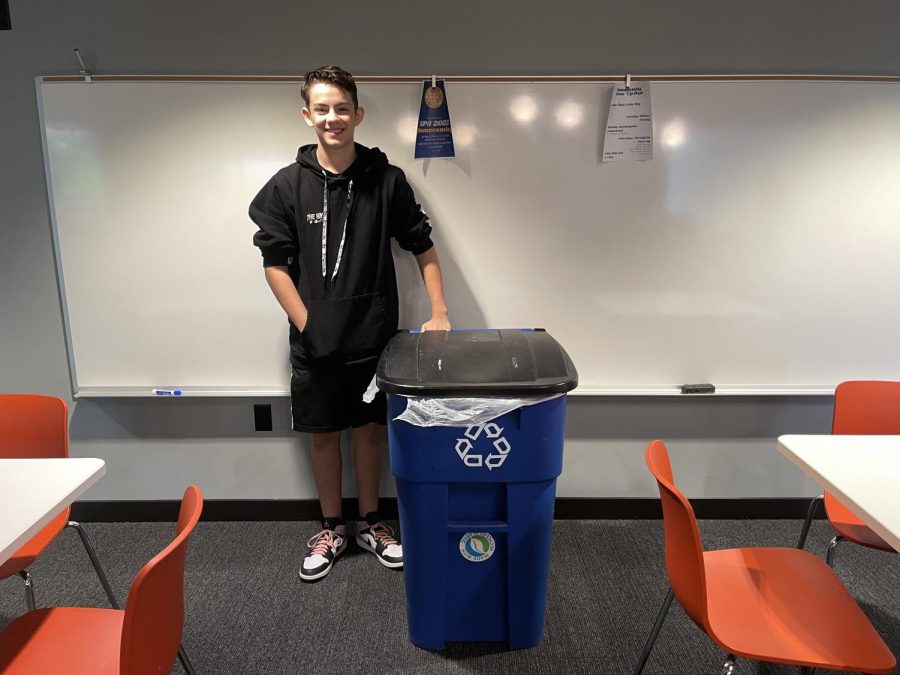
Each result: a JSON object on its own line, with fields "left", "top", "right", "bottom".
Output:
{"left": 377, "top": 329, "right": 578, "bottom": 650}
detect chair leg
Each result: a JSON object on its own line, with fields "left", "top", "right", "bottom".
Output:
{"left": 17, "top": 570, "right": 36, "bottom": 612}
{"left": 825, "top": 534, "right": 845, "bottom": 568}
{"left": 68, "top": 522, "right": 196, "bottom": 674}
{"left": 797, "top": 494, "right": 823, "bottom": 549}
{"left": 177, "top": 643, "right": 196, "bottom": 675}
{"left": 633, "top": 586, "right": 675, "bottom": 675}
{"left": 721, "top": 654, "right": 736, "bottom": 674}
{"left": 67, "top": 521, "right": 120, "bottom": 609}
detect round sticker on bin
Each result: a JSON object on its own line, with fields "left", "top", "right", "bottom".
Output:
{"left": 454, "top": 423, "right": 512, "bottom": 471}
{"left": 460, "top": 532, "right": 496, "bottom": 562}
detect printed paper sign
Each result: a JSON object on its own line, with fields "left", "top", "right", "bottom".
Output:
{"left": 415, "top": 79, "right": 455, "bottom": 159}
{"left": 602, "top": 83, "right": 653, "bottom": 162}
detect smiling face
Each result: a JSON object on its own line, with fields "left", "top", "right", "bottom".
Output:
{"left": 301, "top": 82, "right": 365, "bottom": 151}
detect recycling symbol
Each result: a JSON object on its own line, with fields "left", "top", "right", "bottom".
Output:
{"left": 454, "top": 423, "right": 512, "bottom": 471}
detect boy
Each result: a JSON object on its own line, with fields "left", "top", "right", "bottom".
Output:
{"left": 250, "top": 66, "right": 451, "bottom": 581}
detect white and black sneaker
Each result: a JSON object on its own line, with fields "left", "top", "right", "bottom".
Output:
{"left": 355, "top": 513, "right": 403, "bottom": 569}
{"left": 300, "top": 521, "right": 347, "bottom": 582}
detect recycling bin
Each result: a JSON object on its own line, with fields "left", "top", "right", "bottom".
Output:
{"left": 376, "top": 329, "right": 578, "bottom": 650}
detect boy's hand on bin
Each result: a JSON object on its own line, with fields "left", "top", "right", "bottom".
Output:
{"left": 421, "top": 312, "right": 451, "bottom": 332}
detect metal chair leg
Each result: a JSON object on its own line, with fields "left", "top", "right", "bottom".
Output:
{"left": 17, "top": 570, "right": 36, "bottom": 612}
{"left": 633, "top": 586, "right": 675, "bottom": 675}
{"left": 67, "top": 521, "right": 120, "bottom": 609}
{"left": 797, "top": 494, "right": 823, "bottom": 549}
{"left": 69, "top": 522, "right": 197, "bottom": 674}
{"left": 13, "top": 520, "right": 195, "bottom": 675}
{"left": 178, "top": 643, "right": 196, "bottom": 675}
{"left": 721, "top": 654, "right": 736, "bottom": 675}
{"left": 825, "top": 534, "right": 844, "bottom": 568}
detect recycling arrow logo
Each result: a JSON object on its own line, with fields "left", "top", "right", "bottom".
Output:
{"left": 454, "top": 422, "right": 512, "bottom": 471}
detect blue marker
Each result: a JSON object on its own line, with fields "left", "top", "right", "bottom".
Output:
{"left": 152, "top": 388, "right": 183, "bottom": 396}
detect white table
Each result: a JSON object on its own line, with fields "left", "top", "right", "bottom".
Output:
{"left": 777, "top": 435, "right": 900, "bottom": 553}
{"left": 0, "top": 458, "right": 106, "bottom": 565}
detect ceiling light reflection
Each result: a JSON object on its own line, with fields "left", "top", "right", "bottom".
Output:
{"left": 510, "top": 95, "right": 538, "bottom": 124}
{"left": 661, "top": 120, "right": 687, "bottom": 148}
{"left": 555, "top": 101, "right": 584, "bottom": 129}
{"left": 396, "top": 115, "right": 418, "bottom": 144}
{"left": 454, "top": 123, "right": 478, "bottom": 148}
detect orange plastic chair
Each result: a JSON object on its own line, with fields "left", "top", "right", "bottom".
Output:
{"left": 796, "top": 381, "right": 900, "bottom": 566}
{"left": 0, "top": 394, "right": 118, "bottom": 611}
{"left": 0, "top": 485, "right": 203, "bottom": 674}
{"left": 635, "top": 440, "right": 895, "bottom": 675}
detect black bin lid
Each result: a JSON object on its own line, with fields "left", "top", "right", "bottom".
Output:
{"left": 376, "top": 329, "right": 578, "bottom": 397}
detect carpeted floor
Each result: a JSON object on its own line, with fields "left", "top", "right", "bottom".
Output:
{"left": 1, "top": 518, "right": 897, "bottom": 674}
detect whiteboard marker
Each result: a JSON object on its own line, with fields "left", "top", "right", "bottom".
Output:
{"left": 152, "top": 388, "right": 182, "bottom": 396}
{"left": 680, "top": 383, "right": 715, "bottom": 395}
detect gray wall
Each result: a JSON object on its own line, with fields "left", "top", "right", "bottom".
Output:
{"left": 2, "top": 1, "right": 898, "bottom": 501}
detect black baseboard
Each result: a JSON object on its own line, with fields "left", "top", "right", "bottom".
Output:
{"left": 70, "top": 497, "right": 821, "bottom": 522}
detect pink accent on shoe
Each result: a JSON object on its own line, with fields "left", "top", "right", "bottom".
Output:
{"left": 307, "top": 529, "right": 344, "bottom": 556}
{"left": 368, "top": 522, "right": 398, "bottom": 547}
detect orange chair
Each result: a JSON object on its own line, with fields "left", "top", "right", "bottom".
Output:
{"left": 0, "top": 395, "right": 118, "bottom": 611}
{"left": 796, "top": 380, "right": 900, "bottom": 566}
{"left": 0, "top": 485, "right": 203, "bottom": 674}
{"left": 635, "top": 440, "right": 895, "bottom": 675}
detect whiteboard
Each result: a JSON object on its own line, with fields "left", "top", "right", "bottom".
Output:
{"left": 37, "top": 78, "right": 900, "bottom": 396}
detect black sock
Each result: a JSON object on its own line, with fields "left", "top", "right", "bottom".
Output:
{"left": 359, "top": 511, "right": 381, "bottom": 529}
{"left": 322, "top": 516, "right": 345, "bottom": 531}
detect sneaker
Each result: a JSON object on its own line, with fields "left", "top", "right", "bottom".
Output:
{"left": 356, "top": 514, "right": 403, "bottom": 569}
{"left": 300, "top": 523, "right": 347, "bottom": 582}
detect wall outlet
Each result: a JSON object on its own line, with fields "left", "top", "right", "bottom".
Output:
{"left": 254, "top": 404, "right": 273, "bottom": 432}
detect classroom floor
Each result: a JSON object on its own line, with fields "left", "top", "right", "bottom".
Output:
{"left": 1, "top": 518, "right": 897, "bottom": 674}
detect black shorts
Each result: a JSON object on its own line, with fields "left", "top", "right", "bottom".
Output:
{"left": 290, "top": 360, "right": 387, "bottom": 433}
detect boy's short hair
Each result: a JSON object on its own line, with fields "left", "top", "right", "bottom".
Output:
{"left": 302, "top": 66, "right": 359, "bottom": 110}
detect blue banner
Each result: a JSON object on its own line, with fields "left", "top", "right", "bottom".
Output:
{"left": 414, "top": 79, "right": 455, "bottom": 159}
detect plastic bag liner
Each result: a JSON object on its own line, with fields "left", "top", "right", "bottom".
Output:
{"left": 394, "top": 394, "right": 562, "bottom": 427}
{"left": 364, "top": 374, "right": 561, "bottom": 426}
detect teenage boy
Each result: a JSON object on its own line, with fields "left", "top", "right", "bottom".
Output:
{"left": 250, "top": 66, "right": 451, "bottom": 582}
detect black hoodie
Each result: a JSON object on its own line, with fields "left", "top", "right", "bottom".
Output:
{"left": 250, "top": 144, "right": 434, "bottom": 367}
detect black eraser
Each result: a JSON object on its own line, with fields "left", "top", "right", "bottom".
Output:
{"left": 681, "top": 383, "right": 716, "bottom": 395}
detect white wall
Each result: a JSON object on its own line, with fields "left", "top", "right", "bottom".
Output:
{"left": 3, "top": 0, "right": 898, "bottom": 501}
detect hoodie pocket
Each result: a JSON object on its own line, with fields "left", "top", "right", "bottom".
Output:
{"left": 304, "top": 293, "right": 395, "bottom": 363}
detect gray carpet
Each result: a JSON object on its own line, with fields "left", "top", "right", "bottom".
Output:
{"left": 1, "top": 519, "right": 897, "bottom": 674}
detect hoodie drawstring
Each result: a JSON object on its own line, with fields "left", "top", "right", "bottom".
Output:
{"left": 321, "top": 171, "right": 353, "bottom": 281}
